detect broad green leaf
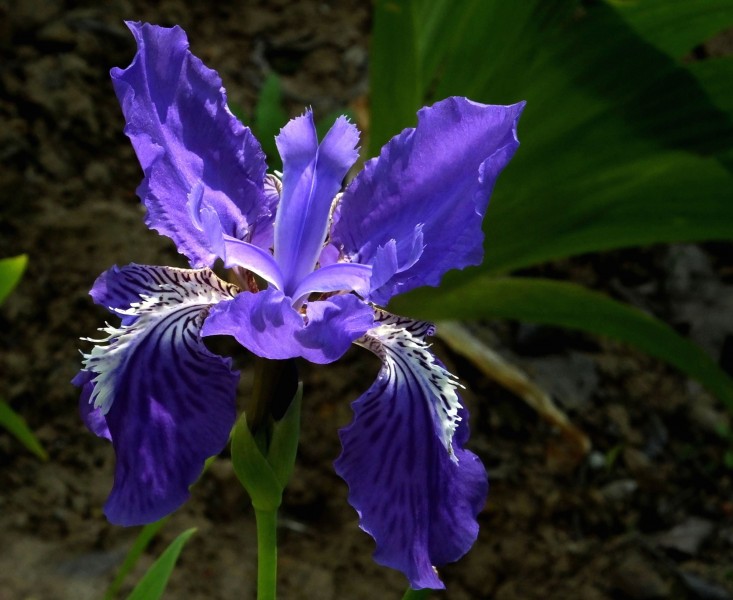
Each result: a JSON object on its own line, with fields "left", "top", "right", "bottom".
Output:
{"left": 690, "top": 56, "right": 733, "bottom": 115}
{"left": 483, "top": 150, "right": 733, "bottom": 275}
{"left": 0, "top": 399, "right": 47, "bottom": 461}
{"left": 369, "top": 0, "right": 422, "bottom": 156}
{"left": 125, "top": 528, "right": 196, "bottom": 600}
{"left": 391, "top": 277, "right": 733, "bottom": 410}
{"left": 610, "top": 0, "right": 733, "bottom": 58}
{"left": 253, "top": 72, "right": 288, "bottom": 170}
{"left": 105, "top": 518, "right": 169, "bottom": 600}
{"left": 0, "top": 255, "right": 27, "bottom": 305}
{"left": 371, "top": 1, "right": 733, "bottom": 279}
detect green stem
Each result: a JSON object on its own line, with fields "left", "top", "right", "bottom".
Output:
{"left": 255, "top": 508, "right": 278, "bottom": 600}
{"left": 402, "top": 588, "right": 432, "bottom": 600}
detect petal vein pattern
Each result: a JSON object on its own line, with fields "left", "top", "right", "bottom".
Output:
{"left": 335, "top": 309, "right": 487, "bottom": 589}
{"left": 82, "top": 265, "right": 238, "bottom": 413}
{"left": 356, "top": 310, "right": 463, "bottom": 457}
{"left": 78, "top": 264, "right": 240, "bottom": 525}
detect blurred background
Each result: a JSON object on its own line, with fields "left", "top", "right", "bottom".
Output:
{"left": 1, "top": 1, "right": 733, "bottom": 598}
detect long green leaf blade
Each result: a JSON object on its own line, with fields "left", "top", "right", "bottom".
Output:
{"left": 391, "top": 277, "right": 733, "bottom": 409}
{"left": 0, "top": 255, "right": 27, "bottom": 305}
{"left": 126, "top": 528, "right": 196, "bottom": 600}
{"left": 369, "top": 0, "right": 421, "bottom": 156}
{"left": 0, "top": 399, "right": 47, "bottom": 460}
{"left": 105, "top": 519, "right": 169, "bottom": 600}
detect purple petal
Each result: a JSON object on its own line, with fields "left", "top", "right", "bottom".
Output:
{"left": 333, "top": 97, "right": 525, "bottom": 305}
{"left": 202, "top": 289, "right": 373, "bottom": 364}
{"left": 334, "top": 310, "right": 487, "bottom": 589}
{"left": 188, "top": 185, "right": 285, "bottom": 289}
{"left": 112, "top": 22, "right": 272, "bottom": 268}
{"left": 73, "top": 370, "right": 111, "bottom": 441}
{"left": 291, "top": 262, "right": 372, "bottom": 302}
{"left": 274, "top": 113, "right": 359, "bottom": 294}
{"left": 79, "top": 264, "right": 239, "bottom": 525}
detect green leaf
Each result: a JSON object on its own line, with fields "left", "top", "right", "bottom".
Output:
{"left": 483, "top": 150, "right": 733, "bottom": 275}
{"left": 105, "top": 519, "right": 169, "bottom": 600}
{"left": 231, "top": 411, "right": 285, "bottom": 511}
{"left": 125, "top": 528, "right": 196, "bottom": 600}
{"left": 266, "top": 383, "right": 302, "bottom": 488}
{"left": 253, "top": 72, "right": 288, "bottom": 170}
{"left": 391, "top": 276, "right": 733, "bottom": 410}
{"left": 369, "top": 0, "right": 422, "bottom": 156}
{"left": 0, "top": 255, "right": 27, "bottom": 305}
{"left": 610, "top": 0, "right": 733, "bottom": 58}
{"left": 371, "top": 1, "right": 733, "bottom": 278}
{"left": 0, "top": 399, "right": 47, "bottom": 460}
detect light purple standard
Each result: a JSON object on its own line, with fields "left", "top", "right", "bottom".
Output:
{"left": 74, "top": 22, "right": 524, "bottom": 589}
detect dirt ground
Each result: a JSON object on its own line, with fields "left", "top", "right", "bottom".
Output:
{"left": 2, "top": 1, "right": 733, "bottom": 599}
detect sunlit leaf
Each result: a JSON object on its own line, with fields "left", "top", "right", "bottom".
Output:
{"left": 391, "top": 277, "right": 733, "bottom": 410}
{"left": 125, "top": 528, "right": 196, "bottom": 600}
{"left": 0, "top": 255, "right": 27, "bottom": 305}
{"left": 371, "top": 1, "right": 733, "bottom": 276}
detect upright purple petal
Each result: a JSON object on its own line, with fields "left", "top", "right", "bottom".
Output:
{"left": 112, "top": 22, "right": 272, "bottom": 268}
{"left": 202, "top": 289, "right": 373, "bottom": 364}
{"left": 334, "top": 310, "right": 487, "bottom": 589}
{"left": 79, "top": 264, "right": 239, "bottom": 525}
{"left": 332, "top": 97, "right": 525, "bottom": 305}
{"left": 274, "top": 113, "right": 360, "bottom": 295}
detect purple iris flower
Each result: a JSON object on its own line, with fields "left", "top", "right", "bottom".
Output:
{"left": 74, "top": 22, "right": 523, "bottom": 589}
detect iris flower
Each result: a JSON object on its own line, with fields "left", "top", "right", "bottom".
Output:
{"left": 74, "top": 22, "right": 523, "bottom": 589}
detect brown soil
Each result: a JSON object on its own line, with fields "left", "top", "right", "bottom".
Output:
{"left": 2, "top": 1, "right": 733, "bottom": 599}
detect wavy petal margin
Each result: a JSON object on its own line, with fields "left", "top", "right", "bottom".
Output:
{"left": 334, "top": 310, "right": 488, "bottom": 589}
{"left": 274, "top": 112, "right": 360, "bottom": 295}
{"left": 76, "top": 264, "right": 239, "bottom": 525}
{"left": 112, "top": 22, "right": 273, "bottom": 267}
{"left": 332, "top": 97, "right": 525, "bottom": 305}
{"left": 202, "top": 288, "right": 374, "bottom": 364}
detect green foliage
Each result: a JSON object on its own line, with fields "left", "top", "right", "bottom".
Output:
{"left": 105, "top": 519, "right": 169, "bottom": 600}
{"left": 231, "top": 384, "right": 302, "bottom": 512}
{"left": 0, "top": 400, "right": 48, "bottom": 461}
{"left": 0, "top": 255, "right": 47, "bottom": 459}
{"left": 232, "top": 73, "right": 356, "bottom": 172}
{"left": 391, "top": 277, "right": 733, "bottom": 409}
{"left": 125, "top": 528, "right": 196, "bottom": 600}
{"left": 253, "top": 73, "right": 289, "bottom": 170}
{"left": 373, "top": 0, "right": 733, "bottom": 404}
{"left": 0, "top": 254, "right": 27, "bottom": 304}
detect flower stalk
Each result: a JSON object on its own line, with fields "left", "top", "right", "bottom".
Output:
{"left": 231, "top": 360, "right": 302, "bottom": 598}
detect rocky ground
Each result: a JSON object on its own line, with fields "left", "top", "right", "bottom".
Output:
{"left": 1, "top": 1, "right": 733, "bottom": 598}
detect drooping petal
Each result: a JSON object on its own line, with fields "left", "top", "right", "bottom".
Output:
{"left": 334, "top": 310, "right": 487, "bottom": 589}
{"left": 79, "top": 264, "right": 240, "bottom": 525}
{"left": 202, "top": 289, "right": 373, "bottom": 364}
{"left": 332, "top": 97, "right": 525, "bottom": 305}
{"left": 273, "top": 113, "right": 360, "bottom": 295}
{"left": 73, "top": 370, "right": 111, "bottom": 441}
{"left": 111, "top": 22, "right": 272, "bottom": 268}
